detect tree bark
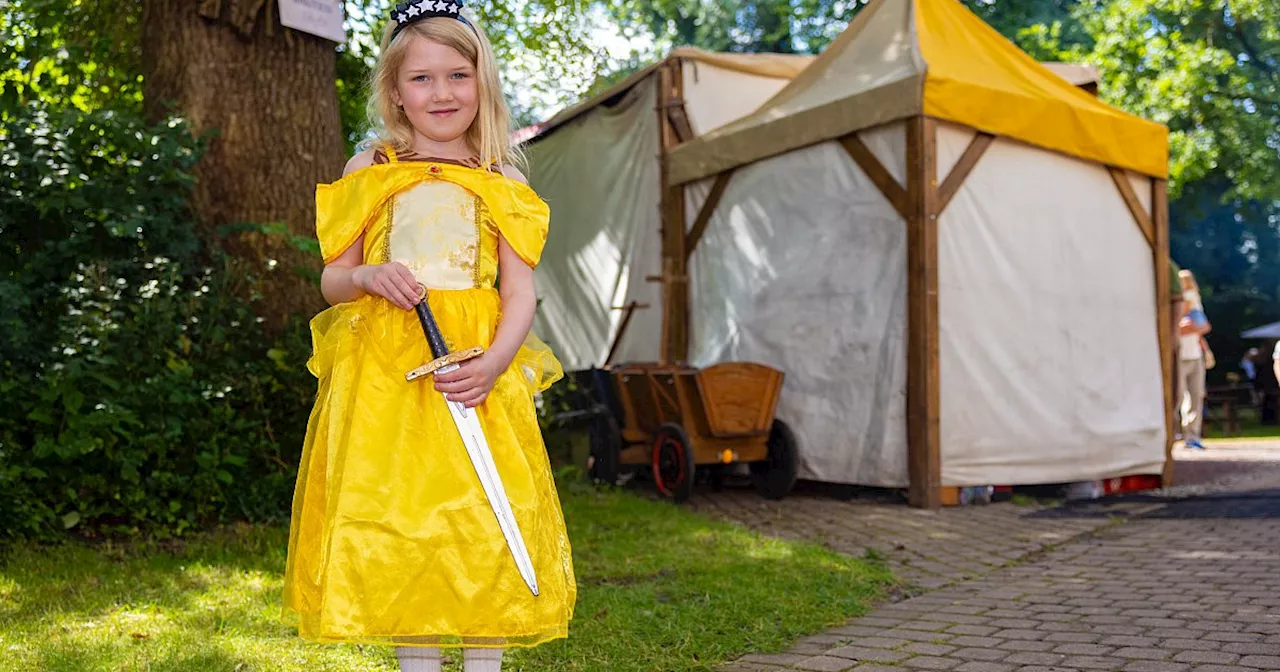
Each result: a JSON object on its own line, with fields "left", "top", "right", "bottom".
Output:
{"left": 141, "top": 0, "right": 345, "bottom": 323}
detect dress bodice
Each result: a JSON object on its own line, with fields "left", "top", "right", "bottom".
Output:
{"left": 362, "top": 177, "right": 500, "bottom": 291}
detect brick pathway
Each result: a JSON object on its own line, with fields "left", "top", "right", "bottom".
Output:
{"left": 691, "top": 489, "right": 1148, "bottom": 590}
{"left": 712, "top": 441, "right": 1280, "bottom": 672}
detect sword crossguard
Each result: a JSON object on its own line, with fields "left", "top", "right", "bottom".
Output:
{"left": 405, "top": 346, "right": 485, "bottom": 382}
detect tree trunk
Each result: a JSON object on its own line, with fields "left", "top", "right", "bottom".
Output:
{"left": 141, "top": 0, "right": 345, "bottom": 323}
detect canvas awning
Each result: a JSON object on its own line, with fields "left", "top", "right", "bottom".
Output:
{"left": 667, "top": 0, "right": 1168, "bottom": 186}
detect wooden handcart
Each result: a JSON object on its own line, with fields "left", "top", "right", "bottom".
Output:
{"left": 560, "top": 362, "right": 799, "bottom": 503}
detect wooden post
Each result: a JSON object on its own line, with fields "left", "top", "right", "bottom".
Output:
{"left": 656, "top": 59, "right": 690, "bottom": 364}
{"left": 1152, "top": 179, "right": 1175, "bottom": 486}
{"left": 906, "top": 116, "right": 942, "bottom": 509}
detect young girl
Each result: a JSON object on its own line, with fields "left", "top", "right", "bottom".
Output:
{"left": 281, "top": 3, "right": 575, "bottom": 670}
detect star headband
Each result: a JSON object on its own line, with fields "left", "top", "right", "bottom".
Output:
{"left": 390, "top": 0, "right": 476, "bottom": 41}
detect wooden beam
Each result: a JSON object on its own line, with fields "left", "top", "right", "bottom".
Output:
{"left": 656, "top": 59, "right": 690, "bottom": 364}
{"left": 605, "top": 301, "right": 650, "bottom": 367}
{"left": 1110, "top": 167, "right": 1155, "bottom": 247}
{"left": 666, "top": 98, "right": 695, "bottom": 145}
{"left": 905, "top": 116, "right": 942, "bottom": 510}
{"left": 684, "top": 170, "right": 735, "bottom": 261}
{"left": 936, "top": 132, "right": 994, "bottom": 215}
{"left": 1152, "top": 179, "right": 1175, "bottom": 487}
{"left": 839, "top": 133, "right": 910, "bottom": 221}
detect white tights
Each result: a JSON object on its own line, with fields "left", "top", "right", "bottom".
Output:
{"left": 396, "top": 647, "right": 503, "bottom": 672}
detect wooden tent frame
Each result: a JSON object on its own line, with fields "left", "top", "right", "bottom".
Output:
{"left": 658, "top": 98, "right": 1175, "bottom": 509}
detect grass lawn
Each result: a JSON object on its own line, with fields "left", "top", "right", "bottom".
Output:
{"left": 0, "top": 483, "right": 892, "bottom": 671}
{"left": 1203, "top": 405, "right": 1280, "bottom": 441}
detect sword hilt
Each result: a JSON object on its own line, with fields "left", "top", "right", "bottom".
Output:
{"left": 414, "top": 285, "right": 450, "bottom": 359}
{"left": 404, "top": 285, "right": 484, "bottom": 382}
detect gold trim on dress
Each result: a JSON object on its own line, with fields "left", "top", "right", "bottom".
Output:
{"left": 380, "top": 196, "right": 395, "bottom": 264}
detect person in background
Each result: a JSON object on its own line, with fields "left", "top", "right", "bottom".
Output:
{"left": 1243, "top": 347, "right": 1261, "bottom": 406}
{"left": 1242, "top": 348, "right": 1259, "bottom": 382}
{"left": 1177, "top": 269, "right": 1211, "bottom": 450}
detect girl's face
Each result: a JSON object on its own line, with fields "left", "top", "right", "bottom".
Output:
{"left": 392, "top": 37, "right": 479, "bottom": 150}
{"left": 1180, "top": 275, "right": 1194, "bottom": 293}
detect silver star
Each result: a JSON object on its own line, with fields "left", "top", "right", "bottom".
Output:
{"left": 448, "top": 3, "right": 460, "bottom": 12}
{"left": 415, "top": 0, "right": 431, "bottom": 14}
{"left": 406, "top": 2, "right": 421, "bottom": 16}
{"left": 434, "top": 0, "right": 449, "bottom": 11}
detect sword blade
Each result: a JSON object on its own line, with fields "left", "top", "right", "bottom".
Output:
{"left": 438, "top": 373, "right": 540, "bottom": 597}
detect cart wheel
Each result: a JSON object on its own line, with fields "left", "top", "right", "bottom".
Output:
{"left": 587, "top": 412, "right": 621, "bottom": 486}
{"left": 751, "top": 419, "right": 799, "bottom": 500}
{"left": 652, "top": 423, "right": 696, "bottom": 503}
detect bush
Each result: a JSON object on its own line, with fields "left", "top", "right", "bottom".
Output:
{"left": 0, "top": 102, "right": 315, "bottom": 540}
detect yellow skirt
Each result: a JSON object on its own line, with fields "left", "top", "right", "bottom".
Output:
{"left": 281, "top": 289, "right": 575, "bottom": 648}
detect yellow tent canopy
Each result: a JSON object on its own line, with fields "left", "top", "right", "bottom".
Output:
{"left": 667, "top": 0, "right": 1168, "bottom": 185}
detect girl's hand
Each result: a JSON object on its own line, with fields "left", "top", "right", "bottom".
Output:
{"left": 434, "top": 355, "right": 505, "bottom": 408}
{"left": 352, "top": 263, "right": 420, "bottom": 310}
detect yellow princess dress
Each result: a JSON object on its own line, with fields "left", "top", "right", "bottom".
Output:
{"left": 281, "top": 148, "right": 575, "bottom": 648}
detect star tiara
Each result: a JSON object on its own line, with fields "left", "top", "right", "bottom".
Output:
{"left": 390, "top": 0, "right": 476, "bottom": 40}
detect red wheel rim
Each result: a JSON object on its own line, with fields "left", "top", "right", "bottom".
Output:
{"left": 652, "top": 433, "right": 686, "bottom": 497}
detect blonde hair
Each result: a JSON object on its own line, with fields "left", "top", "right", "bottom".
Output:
{"left": 1179, "top": 269, "right": 1204, "bottom": 309}
{"left": 1178, "top": 269, "right": 1200, "bottom": 293}
{"left": 366, "top": 16, "right": 522, "bottom": 169}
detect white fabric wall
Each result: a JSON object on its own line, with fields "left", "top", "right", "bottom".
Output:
{"left": 528, "top": 65, "right": 802, "bottom": 370}
{"left": 527, "top": 79, "right": 664, "bottom": 369}
{"left": 686, "top": 123, "right": 910, "bottom": 487}
{"left": 680, "top": 61, "right": 797, "bottom": 136}
{"left": 936, "top": 122, "right": 1166, "bottom": 485}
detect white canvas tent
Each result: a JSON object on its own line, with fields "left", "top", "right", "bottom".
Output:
{"left": 666, "top": 0, "right": 1174, "bottom": 507}
{"left": 523, "top": 48, "right": 813, "bottom": 370}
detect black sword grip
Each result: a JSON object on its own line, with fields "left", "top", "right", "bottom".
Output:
{"left": 414, "top": 296, "right": 450, "bottom": 360}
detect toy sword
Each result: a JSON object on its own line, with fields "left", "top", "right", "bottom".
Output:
{"left": 405, "top": 286, "right": 540, "bottom": 597}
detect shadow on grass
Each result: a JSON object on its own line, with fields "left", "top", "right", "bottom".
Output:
{"left": 3, "top": 485, "right": 893, "bottom": 672}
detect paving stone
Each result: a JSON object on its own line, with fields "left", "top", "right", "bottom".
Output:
{"left": 1238, "top": 655, "right": 1280, "bottom": 668}
{"left": 1202, "top": 631, "right": 1265, "bottom": 643}
{"left": 1119, "top": 663, "right": 1190, "bottom": 672}
{"left": 826, "top": 647, "right": 911, "bottom": 663}
{"left": 1046, "top": 633, "right": 1103, "bottom": 644}
{"left": 953, "top": 649, "right": 1014, "bottom": 662}
{"left": 1111, "top": 648, "right": 1171, "bottom": 661}
{"left": 1060, "top": 656, "right": 1127, "bottom": 670}
{"left": 741, "top": 653, "right": 812, "bottom": 666}
{"left": 954, "top": 663, "right": 1016, "bottom": 672}
{"left": 998, "top": 630, "right": 1049, "bottom": 641}
{"left": 999, "top": 641, "right": 1057, "bottom": 653}
{"left": 1170, "top": 651, "right": 1241, "bottom": 665}
{"left": 1052, "top": 644, "right": 1115, "bottom": 656}
{"left": 1157, "top": 639, "right": 1218, "bottom": 652}
{"left": 1003, "top": 652, "right": 1069, "bottom": 666}
{"left": 1100, "top": 637, "right": 1160, "bottom": 648}
{"left": 904, "top": 643, "right": 959, "bottom": 656}
{"left": 890, "top": 629, "right": 960, "bottom": 643}
{"left": 795, "top": 656, "right": 859, "bottom": 671}
{"left": 951, "top": 637, "right": 1008, "bottom": 648}
{"left": 1224, "top": 643, "right": 1280, "bottom": 656}
{"left": 903, "top": 657, "right": 962, "bottom": 670}
{"left": 950, "top": 626, "right": 1002, "bottom": 637}
{"left": 856, "top": 637, "right": 912, "bottom": 650}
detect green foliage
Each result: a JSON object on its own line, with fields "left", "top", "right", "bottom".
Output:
{"left": 0, "top": 101, "right": 315, "bottom": 541}
{"left": 1084, "top": 0, "right": 1279, "bottom": 202}
{"left": 0, "top": 0, "right": 142, "bottom": 114}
